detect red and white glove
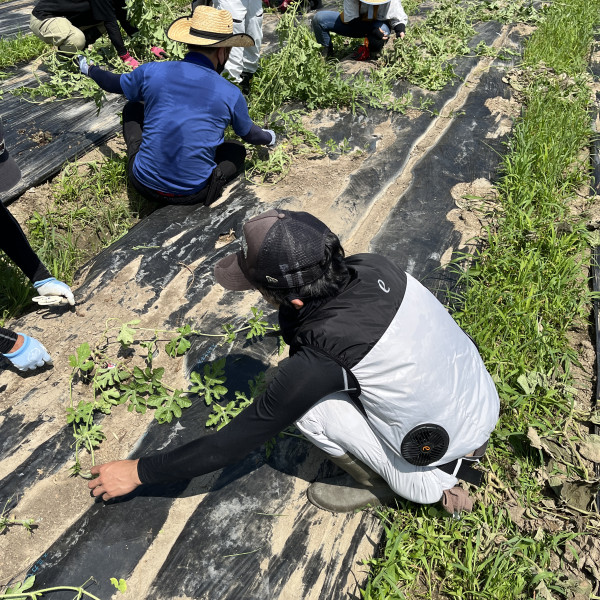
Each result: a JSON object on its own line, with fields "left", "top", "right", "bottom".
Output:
{"left": 119, "top": 52, "right": 140, "bottom": 69}
{"left": 150, "top": 46, "right": 167, "bottom": 59}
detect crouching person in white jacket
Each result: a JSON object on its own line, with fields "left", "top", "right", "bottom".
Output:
{"left": 89, "top": 210, "right": 499, "bottom": 516}
{"left": 312, "top": 0, "right": 407, "bottom": 60}
{"left": 197, "top": 0, "right": 263, "bottom": 94}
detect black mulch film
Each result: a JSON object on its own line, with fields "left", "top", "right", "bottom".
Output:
{"left": 0, "top": 0, "right": 32, "bottom": 40}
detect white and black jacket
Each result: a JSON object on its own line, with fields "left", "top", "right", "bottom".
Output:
{"left": 138, "top": 254, "right": 499, "bottom": 484}
{"left": 341, "top": 0, "right": 408, "bottom": 28}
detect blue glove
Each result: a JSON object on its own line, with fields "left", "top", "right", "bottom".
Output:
{"left": 3, "top": 334, "right": 52, "bottom": 371}
{"left": 34, "top": 277, "right": 75, "bottom": 305}
{"left": 77, "top": 55, "right": 92, "bottom": 76}
{"left": 264, "top": 129, "right": 276, "bottom": 147}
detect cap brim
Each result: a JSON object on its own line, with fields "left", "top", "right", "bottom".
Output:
{"left": 0, "top": 149, "right": 21, "bottom": 193}
{"left": 214, "top": 252, "right": 255, "bottom": 291}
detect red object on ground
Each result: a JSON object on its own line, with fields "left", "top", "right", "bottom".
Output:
{"left": 278, "top": 0, "right": 295, "bottom": 12}
{"left": 352, "top": 41, "right": 370, "bottom": 61}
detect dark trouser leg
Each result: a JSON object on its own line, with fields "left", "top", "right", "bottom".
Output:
{"left": 127, "top": 137, "right": 246, "bottom": 206}
{"left": 122, "top": 101, "right": 156, "bottom": 201}
{"left": 214, "top": 140, "right": 246, "bottom": 182}
{"left": 177, "top": 140, "right": 246, "bottom": 207}
{"left": 138, "top": 141, "right": 246, "bottom": 206}
{"left": 127, "top": 158, "right": 160, "bottom": 203}
{"left": 122, "top": 101, "right": 144, "bottom": 161}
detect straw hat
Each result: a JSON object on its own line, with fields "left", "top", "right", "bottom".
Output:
{"left": 167, "top": 5, "right": 254, "bottom": 47}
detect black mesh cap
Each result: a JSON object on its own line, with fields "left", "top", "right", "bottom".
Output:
{"left": 214, "top": 209, "right": 332, "bottom": 291}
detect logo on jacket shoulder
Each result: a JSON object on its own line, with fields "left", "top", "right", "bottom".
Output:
{"left": 378, "top": 279, "right": 390, "bottom": 293}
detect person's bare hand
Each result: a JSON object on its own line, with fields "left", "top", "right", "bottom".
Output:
{"left": 88, "top": 459, "right": 141, "bottom": 501}
{"left": 379, "top": 27, "right": 389, "bottom": 41}
{"left": 399, "top": 31, "right": 405, "bottom": 39}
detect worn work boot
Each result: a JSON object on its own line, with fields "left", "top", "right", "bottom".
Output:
{"left": 307, "top": 453, "right": 397, "bottom": 512}
{"left": 441, "top": 486, "right": 473, "bottom": 516}
{"left": 320, "top": 43, "right": 334, "bottom": 60}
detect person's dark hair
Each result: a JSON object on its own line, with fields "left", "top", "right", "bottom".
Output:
{"left": 256, "top": 231, "right": 349, "bottom": 308}
{"left": 187, "top": 44, "right": 219, "bottom": 54}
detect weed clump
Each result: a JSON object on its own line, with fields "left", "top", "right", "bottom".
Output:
{"left": 66, "top": 308, "right": 282, "bottom": 476}
{"left": 0, "top": 32, "right": 47, "bottom": 74}
{"left": 0, "top": 154, "right": 153, "bottom": 323}
{"left": 250, "top": 12, "right": 355, "bottom": 117}
{"left": 27, "top": 155, "right": 150, "bottom": 286}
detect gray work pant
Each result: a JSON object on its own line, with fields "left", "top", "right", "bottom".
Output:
{"left": 295, "top": 392, "right": 459, "bottom": 504}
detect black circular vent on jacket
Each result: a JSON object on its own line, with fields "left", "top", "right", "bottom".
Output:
{"left": 401, "top": 424, "right": 450, "bottom": 466}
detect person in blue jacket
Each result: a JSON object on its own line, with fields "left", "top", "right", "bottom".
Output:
{"left": 78, "top": 5, "right": 277, "bottom": 206}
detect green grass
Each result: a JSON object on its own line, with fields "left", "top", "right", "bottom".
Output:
{"left": 364, "top": 0, "right": 600, "bottom": 598}
{"left": 0, "top": 32, "right": 47, "bottom": 71}
{"left": 523, "top": 0, "right": 598, "bottom": 74}
{"left": 453, "top": 75, "right": 592, "bottom": 397}
{"left": 453, "top": 58, "right": 594, "bottom": 436}
{"left": 0, "top": 153, "right": 156, "bottom": 324}
{"left": 28, "top": 155, "right": 155, "bottom": 283}
{"left": 363, "top": 503, "right": 578, "bottom": 600}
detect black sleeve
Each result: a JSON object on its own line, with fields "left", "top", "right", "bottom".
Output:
{"left": 0, "top": 201, "right": 50, "bottom": 283}
{"left": 88, "top": 0, "right": 127, "bottom": 54}
{"left": 112, "top": 0, "right": 138, "bottom": 36}
{"left": 88, "top": 65, "right": 124, "bottom": 93}
{"left": 0, "top": 327, "right": 18, "bottom": 354}
{"left": 137, "top": 346, "right": 348, "bottom": 484}
{"left": 394, "top": 22, "right": 405, "bottom": 35}
{"left": 103, "top": 19, "right": 127, "bottom": 56}
{"left": 240, "top": 124, "right": 272, "bottom": 146}
{"left": 89, "top": 0, "right": 117, "bottom": 21}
